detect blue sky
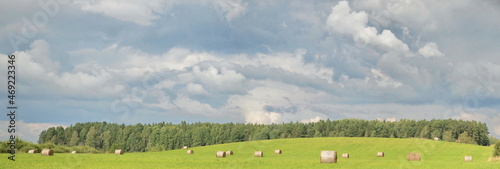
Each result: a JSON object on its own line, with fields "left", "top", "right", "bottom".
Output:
{"left": 1, "top": 0, "right": 500, "bottom": 143}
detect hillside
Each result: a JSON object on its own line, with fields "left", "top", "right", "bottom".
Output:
{"left": 2, "top": 137, "right": 498, "bottom": 169}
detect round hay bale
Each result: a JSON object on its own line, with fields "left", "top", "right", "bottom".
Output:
{"left": 433, "top": 137, "right": 439, "bottom": 141}
{"left": 320, "top": 151, "right": 337, "bottom": 163}
{"left": 71, "top": 151, "right": 77, "bottom": 154}
{"left": 254, "top": 151, "right": 263, "bottom": 157}
{"left": 41, "top": 149, "right": 54, "bottom": 156}
{"left": 377, "top": 152, "right": 384, "bottom": 157}
{"left": 216, "top": 151, "right": 226, "bottom": 158}
{"left": 28, "top": 150, "right": 37, "bottom": 154}
{"left": 226, "top": 151, "right": 233, "bottom": 155}
{"left": 342, "top": 153, "right": 349, "bottom": 158}
{"left": 115, "top": 149, "right": 124, "bottom": 155}
{"left": 187, "top": 150, "right": 194, "bottom": 154}
{"left": 183, "top": 146, "right": 188, "bottom": 150}
{"left": 274, "top": 150, "right": 282, "bottom": 154}
{"left": 464, "top": 156, "right": 472, "bottom": 162}
{"left": 407, "top": 153, "right": 420, "bottom": 161}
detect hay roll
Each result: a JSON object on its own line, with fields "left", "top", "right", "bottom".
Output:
{"left": 464, "top": 156, "right": 472, "bottom": 162}
{"left": 226, "top": 151, "right": 233, "bottom": 155}
{"left": 254, "top": 151, "right": 263, "bottom": 157}
{"left": 41, "top": 149, "right": 54, "bottom": 156}
{"left": 434, "top": 137, "right": 439, "bottom": 141}
{"left": 275, "top": 150, "right": 282, "bottom": 154}
{"left": 115, "top": 149, "right": 124, "bottom": 155}
{"left": 377, "top": 152, "right": 384, "bottom": 157}
{"left": 187, "top": 150, "right": 194, "bottom": 154}
{"left": 407, "top": 153, "right": 420, "bottom": 161}
{"left": 320, "top": 151, "right": 337, "bottom": 163}
{"left": 183, "top": 146, "right": 188, "bottom": 150}
{"left": 71, "top": 151, "right": 77, "bottom": 154}
{"left": 216, "top": 151, "right": 226, "bottom": 158}
{"left": 28, "top": 150, "right": 37, "bottom": 154}
{"left": 342, "top": 153, "right": 349, "bottom": 158}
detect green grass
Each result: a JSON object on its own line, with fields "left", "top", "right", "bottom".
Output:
{"left": 1, "top": 137, "right": 499, "bottom": 168}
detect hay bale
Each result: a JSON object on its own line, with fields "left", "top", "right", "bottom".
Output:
{"left": 377, "top": 152, "right": 384, "bottom": 157}
{"left": 41, "top": 149, "right": 54, "bottom": 156}
{"left": 407, "top": 153, "right": 421, "bottom": 161}
{"left": 274, "top": 150, "right": 282, "bottom": 154}
{"left": 216, "top": 151, "right": 226, "bottom": 158}
{"left": 226, "top": 151, "right": 233, "bottom": 155}
{"left": 342, "top": 153, "right": 349, "bottom": 158}
{"left": 320, "top": 151, "right": 337, "bottom": 163}
{"left": 434, "top": 137, "right": 439, "bottom": 141}
{"left": 71, "top": 151, "right": 77, "bottom": 154}
{"left": 115, "top": 149, "right": 124, "bottom": 155}
{"left": 187, "top": 150, "right": 194, "bottom": 154}
{"left": 28, "top": 150, "right": 37, "bottom": 154}
{"left": 255, "top": 151, "right": 263, "bottom": 157}
{"left": 464, "top": 156, "right": 472, "bottom": 162}
{"left": 456, "top": 140, "right": 461, "bottom": 143}
{"left": 183, "top": 146, "right": 188, "bottom": 150}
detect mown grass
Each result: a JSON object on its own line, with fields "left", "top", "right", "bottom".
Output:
{"left": 1, "top": 137, "right": 498, "bottom": 169}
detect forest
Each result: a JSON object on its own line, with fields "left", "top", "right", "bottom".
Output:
{"left": 36, "top": 119, "right": 490, "bottom": 153}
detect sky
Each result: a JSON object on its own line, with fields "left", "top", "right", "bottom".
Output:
{"left": 1, "top": 0, "right": 500, "bottom": 143}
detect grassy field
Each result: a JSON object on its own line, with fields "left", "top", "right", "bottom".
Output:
{"left": 1, "top": 137, "right": 499, "bottom": 169}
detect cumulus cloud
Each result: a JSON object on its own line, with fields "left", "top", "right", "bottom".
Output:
{"left": 367, "top": 68, "right": 402, "bottom": 88}
{"left": 232, "top": 49, "right": 334, "bottom": 83}
{"left": 418, "top": 42, "right": 444, "bottom": 58}
{"left": 302, "top": 116, "right": 323, "bottom": 123}
{"left": 326, "top": 1, "right": 409, "bottom": 53}
{"left": 0, "top": 120, "right": 65, "bottom": 143}
{"left": 191, "top": 65, "right": 246, "bottom": 93}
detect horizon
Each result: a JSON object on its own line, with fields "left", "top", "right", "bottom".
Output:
{"left": 1, "top": 0, "right": 500, "bottom": 143}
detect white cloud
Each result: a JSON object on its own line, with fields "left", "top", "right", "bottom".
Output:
{"left": 213, "top": 0, "right": 248, "bottom": 22}
{"left": 191, "top": 65, "right": 246, "bottom": 92}
{"left": 232, "top": 49, "right": 334, "bottom": 83}
{"left": 418, "top": 42, "right": 444, "bottom": 58}
{"left": 386, "top": 117, "right": 397, "bottom": 122}
{"left": 173, "top": 95, "right": 218, "bottom": 117}
{"left": 245, "top": 111, "right": 283, "bottom": 124}
{"left": 184, "top": 83, "right": 209, "bottom": 96}
{"left": 302, "top": 116, "right": 323, "bottom": 123}
{"left": 75, "top": 0, "right": 169, "bottom": 26}
{"left": 326, "top": 1, "right": 409, "bottom": 53}
{"left": 367, "top": 68, "right": 402, "bottom": 88}
{"left": 0, "top": 120, "right": 65, "bottom": 143}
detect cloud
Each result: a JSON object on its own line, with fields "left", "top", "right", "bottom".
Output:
{"left": 75, "top": 0, "right": 170, "bottom": 26}
{"left": 0, "top": 120, "right": 65, "bottom": 143}
{"left": 367, "top": 68, "right": 402, "bottom": 88}
{"left": 184, "top": 83, "right": 209, "bottom": 96}
{"left": 326, "top": 1, "right": 409, "bottom": 53}
{"left": 418, "top": 42, "right": 444, "bottom": 58}
{"left": 495, "top": 126, "right": 500, "bottom": 136}
{"left": 302, "top": 116, "right": 323, "bottom": 123}
{"left": 191, "top": 65, "right": 246, "bottom": 93}
{"left": 213, "top": 0, "right": 248, "bottom": 22}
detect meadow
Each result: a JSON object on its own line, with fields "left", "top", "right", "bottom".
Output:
{"left": 1, "top": 137, "right": 498, "bottom": 169}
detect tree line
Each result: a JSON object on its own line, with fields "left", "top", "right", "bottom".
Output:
{"left": 37, "top": 119, "right": 490, "bottom": 153}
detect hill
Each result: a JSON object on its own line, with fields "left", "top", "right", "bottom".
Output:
{"left": 2, "top": 137, "right": 498, "bottom": 169}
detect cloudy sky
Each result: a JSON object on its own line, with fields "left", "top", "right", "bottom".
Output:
{"left": 1, "top": 0, "right": 500, "bottom": 143}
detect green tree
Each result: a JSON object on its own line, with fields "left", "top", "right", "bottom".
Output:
{"left": 458, "top": 131, "right": 474, "bottom": 144}
{"left": 442, "top": 130, "right": 454, "bottom": 142}
{"left": 69, "top": 131, "right": 79, "bottom": 146}
{"left": 85, "top": 127, "right": 98, "bottom": 148}
{"left": 494, "top": 141, "right": 500, "bottom": 157}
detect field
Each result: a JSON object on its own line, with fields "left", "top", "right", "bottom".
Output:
{"left": 1, "top": 137, "right": 498, "bottom": 169}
